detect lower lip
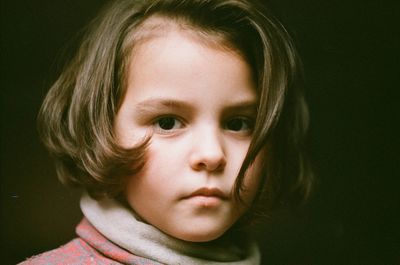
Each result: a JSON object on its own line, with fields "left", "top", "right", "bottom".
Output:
{"left": 186, "top": 195, "right": 223, "bottom": 207}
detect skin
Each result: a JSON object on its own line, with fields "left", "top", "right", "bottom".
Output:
{"left": 114, "top": 25, "right": 262, "bottom": 242}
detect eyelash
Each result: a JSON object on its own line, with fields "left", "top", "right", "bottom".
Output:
{"left": 153, "top": 116, "right": 185, "bottom": 133}
{"left": 152, "top": 115, "right": 254, "bottom": 134}
{"left": 224, "top": 117, "right": 254, "bottom": 133}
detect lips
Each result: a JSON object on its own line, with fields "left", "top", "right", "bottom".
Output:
{"left": 185, "top": 187, "right": 228, "bottom": 200}
{"left": 183, "top": 188, "right": 227, "bottom": 207}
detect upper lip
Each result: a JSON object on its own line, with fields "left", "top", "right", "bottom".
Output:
{"left": 186, "top": 187, "right": 228, "bottom": 199}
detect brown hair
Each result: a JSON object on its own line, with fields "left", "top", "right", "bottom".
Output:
{"left": 38, "top": 0, "right": 312, "bottom": 211}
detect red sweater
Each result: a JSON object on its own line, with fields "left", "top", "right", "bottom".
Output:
{"left": 20, "top": 218, "right": 163, "bottom": 265}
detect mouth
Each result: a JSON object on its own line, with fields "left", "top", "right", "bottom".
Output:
{"left": 184, "top": 187, "right": 228, "bottom": 207}
{"left": 188, "top": 187, "right": 228, "bottom": 199}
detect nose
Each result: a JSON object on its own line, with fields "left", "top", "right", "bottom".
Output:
{"left": 189, "top": 127, "right": 226, "bottom": 172}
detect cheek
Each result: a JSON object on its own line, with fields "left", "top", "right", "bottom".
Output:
{"left": 114, "top": 114, "right": 150, "bottom": 149}
{"left": 118, "top": 129, "right": 150, "bottom": 149}
{"left": 126, "top": 144, "right": 178, "bottom": 193}
{"left": 241, "top": 155, "right": 264, "bottom": 203}
{"left": 124, "top": 154, "right": 167, "bottom": 212}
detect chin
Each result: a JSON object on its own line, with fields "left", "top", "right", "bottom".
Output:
{"left": 171, "top": 224, "right": 230, "bottom": 243}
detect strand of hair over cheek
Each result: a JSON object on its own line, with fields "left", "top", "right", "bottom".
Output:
{"left": 233, "top": 20, "right": 286, "bottom": 203}
{"left": 234, "top": 3, "right": 309, "bottom": 209}
{"left": 230, "top": 7, "right": 284, "bottom": 203}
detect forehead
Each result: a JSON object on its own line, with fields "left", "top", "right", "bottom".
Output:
{"left": 129, "top": 15, "right": 245, "bottom": 61}
{"left": 123, "top": 23, "right": 257, "bottom": 107}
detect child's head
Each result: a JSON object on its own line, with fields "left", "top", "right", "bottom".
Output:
{"left": 38, "top": 0, "right": 312, "bottom": 241}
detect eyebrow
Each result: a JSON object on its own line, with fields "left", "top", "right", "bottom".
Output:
{"left": 134, "top": 98, "right": 258, "bottom": 115}
{"left": 135, "top": 99, "right": 194, "bottom": 114}
{"left": 222, "top": 102, "right": 258, "bottom": 115}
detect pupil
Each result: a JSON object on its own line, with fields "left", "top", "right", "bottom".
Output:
{"left": 159, "top": 118, "right": 175, "bottom": 130}
{"left": 228, "top": 119, "right": 243, "bottom": 131}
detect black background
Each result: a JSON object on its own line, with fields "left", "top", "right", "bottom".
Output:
{"left": 1, "top": 0, "right": 399, "bottom": 264}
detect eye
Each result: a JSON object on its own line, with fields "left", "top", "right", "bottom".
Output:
{"left": 225, "top": 117, "right": 254, "bottom": 133}
{"left": 153, "top": 116, "right": 183, "bottom": 132}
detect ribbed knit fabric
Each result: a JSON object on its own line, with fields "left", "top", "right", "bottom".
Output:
{"left": 20, "top": 218, "right": 162, "bottom": 265}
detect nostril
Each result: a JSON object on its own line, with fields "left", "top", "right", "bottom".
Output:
{"left": 211, "top": 160, "right": 226, "bottom": 173}
{"left": 191, "top": 155, "right": 226, "bottom": 172}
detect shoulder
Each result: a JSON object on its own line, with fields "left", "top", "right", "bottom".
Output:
{"left": 18, "top": 238, "right": 118, "bottom": 265}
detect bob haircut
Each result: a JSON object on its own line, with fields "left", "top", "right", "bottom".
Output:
{"left": 38, "top": 0, "right": 312, "bottom": 212}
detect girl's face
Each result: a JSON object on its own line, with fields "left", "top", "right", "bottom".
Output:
{"left": 115, "top": 27, "right": 262, "bottom": 242}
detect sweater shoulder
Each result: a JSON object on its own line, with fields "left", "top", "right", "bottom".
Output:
{"left": 18, "top": 238, "right": 119, "bottom": 265}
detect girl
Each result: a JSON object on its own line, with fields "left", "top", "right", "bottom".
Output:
{"left": 22, "top": 0, "right": 312, "bottom": 264}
